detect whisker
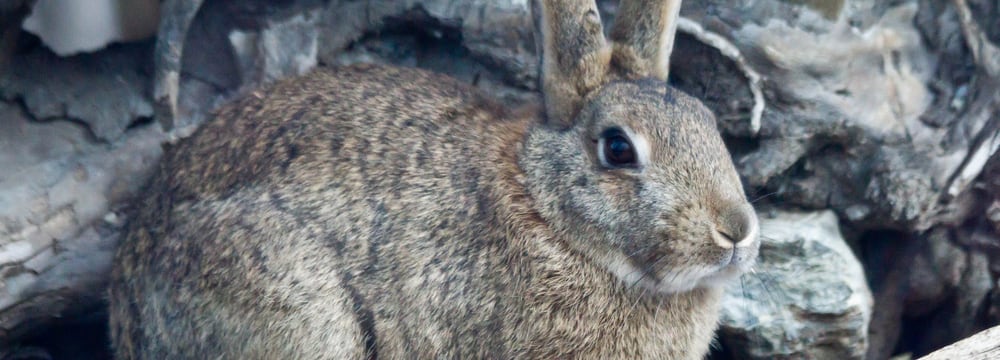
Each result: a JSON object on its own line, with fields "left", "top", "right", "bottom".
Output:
{"left": 749, "top": 267, "right": 785, "bottom": 310}
{"left": 653, "top": 295, "right": 664, "bottom": 321}
{"left": 628, "top": 263, "right": 656, "bottom": 289}
{"left": 625, "top": 280, "right": 649, "bottom": 320}
{"left": 624, "top": 246, "right": 653, "bottom": 259}
{"left": 660, "top": 267, "right": 684, "bottom": 293}
{"left": 740, "top": 272, "right": 756, "bottom": 354}
{"left": 622, "top": 267, "right": 644, "bottom": 283}
{"left": 749, "top": 191, "right": 779, "bottom": 204}
{"left": 741, "top": 272, "right": 750, "bottom": 308}
{"left": 624, "top": 254, "right": 669, "bottom": 320}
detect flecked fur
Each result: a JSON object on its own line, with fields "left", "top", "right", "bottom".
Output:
{"left": 108, "top": 1, "right": 760, "bottom": 359}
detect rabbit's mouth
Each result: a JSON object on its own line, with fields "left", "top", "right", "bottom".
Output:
{"left": 688, "top": 244, "right": 758, "bottom": 284}
{"left": 703, "top": 249, "right": 757, "bottom": 281}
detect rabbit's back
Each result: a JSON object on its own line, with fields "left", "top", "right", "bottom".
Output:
{"left": 109, "top": 64, "right": 533, "bottom": 359}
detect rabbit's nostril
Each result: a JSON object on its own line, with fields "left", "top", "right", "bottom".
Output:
{"left": 711, "top": 228, "right": 736, "bottom": 249}
{"left": 716, "top": 228, "right": 738, "bottom": 243}
{"left": 713, "top": 205, "right": 758, "bottom": 249}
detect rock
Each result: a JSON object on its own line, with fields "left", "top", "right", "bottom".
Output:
{"left": 228, "top": 9, "right": 321, "bottom": 87}
{"left": 909, "top": 249, "right": 994, "bottom": 356}
{"left": 727, "top": 3, "right": 942, "bottom": 229}
{"left": 904, "top": 229, "right": 967, "bottom": 317}
{"left": 668, "top": 0, "right": 1000, "bottom": 232}
{"left": 0, "top": 0, "right": 34, "bottom": 73}
{"left": 154, "top": 0, "right": 537, "bottom": 132}
{"left": 316, "top": 0, "right": 536, "bottom": 89}
{"left": 151, "top": 0, "right": 204, "bottom": 131}
{"left": 719, "top": 210, "right": 873, "bottom": 359}
{"left": 861, "top": 229, "right": 921, "bottom": 360}
{"left": 990, "top": 279, "right": 1000, "bottom": 325}
{"left": 0, "top": 101, "right": 165, "bottom": 343}
{"left": 20, "top": 0, "right": 159, "bottom": 56}
{"left": 866, "top": 225, "right": 1000, "bottom": 360}
{"left": 0, "top": 41, "right": 154, "bottom": 142}
{"left": 988, "top": 202, "right": 1000, "bottom": 233}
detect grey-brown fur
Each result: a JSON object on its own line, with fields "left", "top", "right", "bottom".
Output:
{"left": 108, "top": 0, "right": 759, "bottom": 358}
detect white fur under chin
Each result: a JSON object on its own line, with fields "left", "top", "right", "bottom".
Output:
{"left": 652, "top": 265, "right": 743, "bottom": 294}
{"left": 606, "top": 257, "right": 752, "bottom": 294}
{"left": 692, "top": 264, "right": 750, "bottom": 289}
{"left": 607, "top": 257, "right": 663, "bottom": 291}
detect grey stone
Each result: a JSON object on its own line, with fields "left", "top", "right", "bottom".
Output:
{"left": 152, "top": 0, "right": 205, "bottom": 131}
{"left": 669, "top": 0, "right": 1000, "bottom": 231}
{"left": 913, "top": 248, "right": 995, "bottom": 355}
{"left": 720, "top": 210, "right": 873, "bottom": 359}
{"left": 904, "top": 229, "right": 967, "bottom": 317}
{"left": 0, "top": 41, "right": 154, "bottom": 142}
{"left": 317, "top": 0, "right": 536, "bottom": 90}
{"left": 988, "top": 202, "right": 1000, "bottom": 233}
{"left": 229, "top": 9, "right": 321, "bottom": 87}
{"left": 0, "top": 101, "right": 165, "bottom": 341}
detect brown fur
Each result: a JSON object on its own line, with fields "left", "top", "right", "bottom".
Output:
{"left": 108, "top": 1, "right": 759, "bottom": 359}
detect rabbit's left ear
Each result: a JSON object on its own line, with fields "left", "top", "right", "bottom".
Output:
{"left": 534, "top": 0, "right": 612, "bottom": 128}
{"left": 609, "top": 0, "right": 683, "bottom": 80}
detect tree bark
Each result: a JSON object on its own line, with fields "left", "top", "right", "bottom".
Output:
{"left": 919, "top": 325, "right": 1000, "bottom": 360}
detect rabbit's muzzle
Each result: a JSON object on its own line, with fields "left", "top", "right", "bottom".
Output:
{"left": 631, "top": 202, "right": 760, "bottom": 293}
{"left": 710, "top": 203, "right": 759, "bottom": 266}
{"left": 710, "top": 203, "right": 760, "bottom": 268}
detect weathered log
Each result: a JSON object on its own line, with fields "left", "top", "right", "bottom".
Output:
{"left": 918, "top": 325, "right": 1000, "bottom": 360}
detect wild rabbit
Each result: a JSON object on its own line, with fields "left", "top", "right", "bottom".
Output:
{"left": 108, "top": 0, "right": 760, "bottom": 358}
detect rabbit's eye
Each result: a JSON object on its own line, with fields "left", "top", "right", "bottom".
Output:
{"left": 599, "top": 128, "right": 638, "bottom": 168}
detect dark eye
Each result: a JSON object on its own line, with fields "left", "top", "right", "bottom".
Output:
{"left": 599, "top": 128, "right": 637, "bottom": 168}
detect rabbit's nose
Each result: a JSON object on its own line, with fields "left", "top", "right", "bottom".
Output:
{"left": 711, "top": 204, "right": 758, "bottom": 249}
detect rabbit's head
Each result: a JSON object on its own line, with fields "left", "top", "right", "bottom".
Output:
{"left": 522, "top": 0, "right": 759, "bottom": 294}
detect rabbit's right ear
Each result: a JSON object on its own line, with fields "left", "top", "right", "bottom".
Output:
{"left": 534, "top": 0, "right": 611, "bottom": 128}
{"left": 609, "top": 0, "right": 683, "bottom": 80}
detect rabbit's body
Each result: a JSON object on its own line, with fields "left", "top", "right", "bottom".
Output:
{"left": 110, "top": 1, "right": 760, "bottom": 358}
{"left": 110, "top": 64, "right": 721, "bottom": 359}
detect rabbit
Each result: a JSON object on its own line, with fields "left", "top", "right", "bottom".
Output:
{"left": 107, "top": 0, "right": 760, "bottom": 358}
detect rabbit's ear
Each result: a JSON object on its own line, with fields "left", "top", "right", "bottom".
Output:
{"left": 609, "top": 0, "right": 682, "bottom": 80}
{"left": 534, "top": 0, "right": 611, "bottom": 128}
